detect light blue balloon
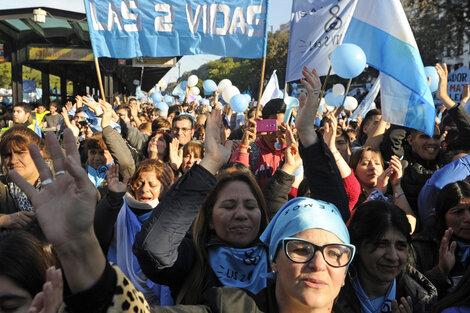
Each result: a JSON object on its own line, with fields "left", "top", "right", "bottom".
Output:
{"left": 164, "top": 95, "right": 173, "bottom": 105}
{"left": 335, "top": 94, "right": 346, "bottom": 107}
{"left": 152, "top": 92, "right": 162, "bottom": 103}
{"left": 424, "top": 66, "right": 439, "bottom": 92}
{"left": 156, "top": 102, "right": 169, "bottom": 111}
{"left": 243, "top": 94, "right": 252, "bottom": 103}
{"left": 230, "top": 94, "right": 249, "bottom": 113}
{"left": 324, "top": 92, "right": 336, "bottom": 106}
{"left": 331, "top": 44, "right": 367, "bottom": 79}
{"left": 203, "top": 79, "right": 218, "bottom": 93}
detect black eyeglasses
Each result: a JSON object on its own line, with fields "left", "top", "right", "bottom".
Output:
{"left": 282, "top": 238, "right": 355, "bottom": 268}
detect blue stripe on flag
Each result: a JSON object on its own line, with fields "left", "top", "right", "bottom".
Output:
{"left": 344, "top": 17, "right": 435, "bottom": 135}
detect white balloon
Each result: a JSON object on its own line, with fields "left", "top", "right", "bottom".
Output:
{"left": 190, "top": 86, "right": 200, "bottom": 96}
{"left": 344, "top": 96, "right": 358, "bottom": 111}
{"left": 332, "top": 84, "right": 345, "bottom": 96}
{"left": 222, "top": 85, "right": 240, "bottom": 103}
{"left": 218, "top": 79, "right": 232, "bottom": 91}
{"left": 188, "top": 75, "right": 198, "bottom": 87}
{"left": 196, "top": 95, "right": 202, "bottom": 102}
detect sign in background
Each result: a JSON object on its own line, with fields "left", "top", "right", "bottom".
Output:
{"left": 84, "top": 0, "right": 269, "bottom": 59}
{"left": 447, "top": 66, "right": 470, "bottom": 103}
{"left": 27, "top": 45, "right": 93, "bottom": 61}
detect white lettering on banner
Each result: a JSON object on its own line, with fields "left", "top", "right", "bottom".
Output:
{"left": 210, "top": 4, "right": 231, "bottom": 35}
{"left": 186, "top": 4, "right": 204, "bottom": 33}
{"left": 154, "top": 3, "right": 174, "bottom": 32}
{"left": 230, "top": 7, "right": 247, "bottom": 35}
{"left": 121, "top": 1, "right": 141, "bottom": 32}
{"left": 89, "top": 2, "right": 105, "bottom": 30}
{"left": 107, "top": 2, "right": 124, "bottom": 31}
{"left": 89, "top": 2, "right": 265, "bottom": 37}
{"left": 247, "top": 5, "right": 265, "bottom": 37}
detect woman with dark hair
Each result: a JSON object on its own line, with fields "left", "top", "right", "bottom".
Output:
{"left": 412, "top": 181, "right": 470, "bottom": 299}
{"left": 0, "top": 126, "right": 46, "bottom": 229}
{"left": 94, "top": 158, "right": 174, "bottom": 305}
{"left": 0, "top": 230, "right": 60, "bottom": 313}
{"left": 338, "top": 200, "right": 437, "bottom": 313}
{"left": 348, "top": 146, "right": 416, "bottom": 232}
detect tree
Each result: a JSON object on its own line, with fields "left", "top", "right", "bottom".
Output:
{"left": 403, "top": 0, "right": 470, "bottom": 66}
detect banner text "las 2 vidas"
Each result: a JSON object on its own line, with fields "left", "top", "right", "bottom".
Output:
{"left": 85, "top": 0, "right": 269, "bottom": 59}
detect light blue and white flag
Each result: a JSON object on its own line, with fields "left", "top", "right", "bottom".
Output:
{"left": 84, "top": 0, "right": 269, "bottom": 59}
{"left": 286, "top": 0, "right": 358, "bottom": 82}
{"left": 349, "top": 77, "right": 380, "bottom": 120}
{"left": 260, "top": 71, "right": 281, "bottom": 107}
{"left": 343, "top": 0, "right": 435, "bottom": 136}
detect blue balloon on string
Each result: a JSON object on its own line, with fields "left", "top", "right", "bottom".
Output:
{"left": 330, "top": 44, "right": 367, "bottom": 79}
{"left": 230, "top": 94, "right": 249, "bottom": 113}
{"left": 243, "top": 94, "right": 252, "bottom": 104}
{"left": 164, "top": 95, "right": 173, "bottom": 105}
{"left": 424, "top": 66, "right": 439, "bottom": 92}
{"left": 203, "top": 79, "right": 218, "bottom": 93}
{"left": 156, "top": 102, "right": 169, "bottom": 111}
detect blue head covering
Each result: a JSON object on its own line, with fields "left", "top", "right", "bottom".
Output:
{"left": 260, "top": 197, "right": 352, "bottom": 264}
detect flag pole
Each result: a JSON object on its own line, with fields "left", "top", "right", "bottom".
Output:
{"left": 94, "top": 57, "right": 106, "bottom": 101}
{"left": 256, "top": 56, "right": 267, "bottom": 118}
{"left": 319, "top": 65, "right": 332, "bottom": 102}
{"left": 340, "top": 78, "right": 353, "bottom": 107}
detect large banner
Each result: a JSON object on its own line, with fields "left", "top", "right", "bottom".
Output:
{"left": 286, "top": 0, "right": 358, "bottom": 82}
{"left": 84, "top": 0, "right": 269, "bottom": 59}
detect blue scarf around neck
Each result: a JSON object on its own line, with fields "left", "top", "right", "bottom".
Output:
{"left": 87, "top": 161, "right": 113, "bottom": 187}
{"left": 351, "top": 276, "right": 396, "bottom": 313}
{"left": 208, "top": 244, "right": 268, "bottom": 295}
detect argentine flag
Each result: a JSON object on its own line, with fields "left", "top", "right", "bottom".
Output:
{"left": 343, "top": 0, "right": 435, "bottom": 136}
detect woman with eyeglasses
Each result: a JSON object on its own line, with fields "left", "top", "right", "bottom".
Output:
{"left": 337, "top": 200, "right": 437, "bottom": 313}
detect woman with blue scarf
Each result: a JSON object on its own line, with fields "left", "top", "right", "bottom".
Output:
{"left": 338, "top": 200, "right": 437, "bottom": 313}
{"left": 93, "top": 159, "right": 174, "bottom": 306}
{"left": 412, "top": 181, "right": 470, "bottom": 299}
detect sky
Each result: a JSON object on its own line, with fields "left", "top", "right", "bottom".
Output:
{"left": 162, "top": 0, "right": 293, "bottom": 83}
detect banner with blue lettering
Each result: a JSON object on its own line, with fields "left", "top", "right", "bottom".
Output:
{"left": 84, "top": 0, "right": 269, "bottom": 59}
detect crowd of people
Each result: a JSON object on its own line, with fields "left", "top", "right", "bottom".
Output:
{"left": 0, "top": 64, "right": 469, "bottom": 313}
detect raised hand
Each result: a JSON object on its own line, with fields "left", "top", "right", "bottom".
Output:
{"left": 199, "top": 109, "right": 233, "bottom": 175}
{"left": 27, "top": 267, "right": 63, "bottom": 313}
{"left": 169, "top": 138, "right": 183, "bottom": 170}
{"left": 106, "top": 164, "right": 129, "bottom": 194}
{"left": 8, "top": 129, "right": 105, "bottom": 293}
{"left": 323, "top": 113, "right": 338, "bottom": 151}
{"left": 389, "top": 155, "right": 403, "bottom": 187}
{"left": 240, "top": 119, "right": 257, "bottom": 151}
{"left": 60, "top": 107, "right": 79, "bottom": 138}
{"left": 436, "top": 63, "right": 455, "bottom": 109}
{"left": 438, "top": 228, "right": 457, "bottom": 276}
{"left": 282, "top": 124, "right": 302, "bottom": 175}
{"left": 296, "top": 67, "right": 322, "bottom": 147}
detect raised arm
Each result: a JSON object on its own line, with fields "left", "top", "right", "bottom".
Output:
{"left": 295, "top": 67, "right": 350, "bottom": 221}
{"left": 133, "top": 110, "right": 232, "bottom": 292}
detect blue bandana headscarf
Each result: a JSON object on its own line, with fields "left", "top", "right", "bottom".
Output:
{"left": 260, "top": 197, "right": 353, "bottom": 264}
